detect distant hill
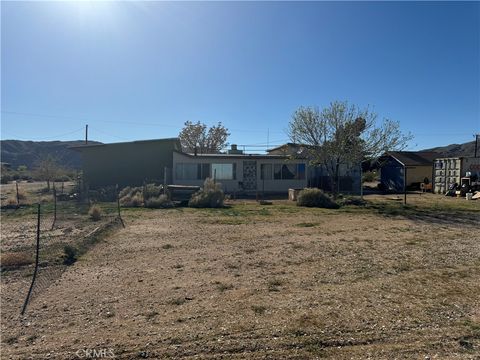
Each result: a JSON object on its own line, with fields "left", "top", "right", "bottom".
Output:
{"left": 422, "top": 140, "right": 477, "bottom": 158}
{"left": 0, "top": 140, "right": 102, "bottom": 170}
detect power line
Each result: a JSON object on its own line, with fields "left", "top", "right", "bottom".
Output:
{"left": 1, "top": 127, "right": 84, "bottom": 141}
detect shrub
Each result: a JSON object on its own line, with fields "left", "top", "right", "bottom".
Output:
{"left": 120, "top": 193, "right": 144, "bottom": 207}
{"left": 1, "top": 252, "right": 33, "bottom": 269}
{"left": 17, "top": 189, "right": 27, "bottom": 200}
{"left": 297, "top": 188, "right": 339, "bottom": 209}
{"left": 337, "top": 196, "right": 367, "bottom": 206}
{"left": 188, "top": 178, "right": 224, "bottom": 208}
{"left": 4, "top": 197, "right": 18, "bottom": 206}
{"left": 118, "top": 186, "right": 132, "bottom": 199}
{"left": 88, "top": 205, "right": 102, "bottom": 221}
{"left": 144, "top": 183, "right": 162, "bottom": 199}
{"left": 145, "top": 194, "right": 174, "bottom": 209}
{"left": 0, "top": 174, "right": 12, "bottom": 184}
{"left": 63, "top": 245, "right": 78, "bottom": 265}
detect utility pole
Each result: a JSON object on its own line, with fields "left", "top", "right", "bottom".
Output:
{"left": 85, "top": 124, "right": 88, "bottom": 145}
{"left": 475, "top": 134, "right": 479, "bottom": 158}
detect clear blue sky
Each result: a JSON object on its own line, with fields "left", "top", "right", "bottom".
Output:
{"left": 1, "top": 1, "right": 479, "bottom": 152}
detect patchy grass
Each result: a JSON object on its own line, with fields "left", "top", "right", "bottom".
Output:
{"left": 295, "top": 222, "right": 320, "bottom": 227}
{"left": 0, "top": 252, "right": 33, "bottom": 270}
{"left": 2, "top": 193, "right": 479, "bottom": 359}
{"left": 251, "top": 305, "right": 267, "bottom": 315}
{"left": 214, "top": 281, "right": 234, "bottom": 292}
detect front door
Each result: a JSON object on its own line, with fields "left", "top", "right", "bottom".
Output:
{"left": 242, "top": 161, "right": 257, "bottom": 191}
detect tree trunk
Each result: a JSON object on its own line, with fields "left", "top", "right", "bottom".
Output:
{"left": 333, "top": 160, "right": 340, "bottom": 199}
{"left": 46, "top": 179, "right": 50, "bottom": 191}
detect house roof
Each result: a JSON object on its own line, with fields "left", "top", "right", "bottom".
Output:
{"left": 70, "top": 138, "right": 181, "bottom": 150}
{"left": 173, "top": 150, "right": 291, "bottom": 160}
{"left": 266, "top": 143, "right": 300, "bottom": 153}
{"left": 385, "top": 151, "right": 438, "bottom": 167}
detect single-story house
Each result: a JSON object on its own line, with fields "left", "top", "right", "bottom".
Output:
{"left": 267, "top": 143, "right": 362, "bottom": 194}
{"left": 378, "top": 151, "right": 438, "bottom": 192}
{"left": 172, "top": 150, "right": 308, "bottom": 194}
{"left": 73, "top": 138, "right": 361, "bottom": 195}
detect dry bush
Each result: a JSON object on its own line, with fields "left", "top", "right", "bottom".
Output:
{"left": 1, "top": 252, "right": 33, "bottom": 269}
{"left": 297, "top": 188, "right": 339, "bottom": 209}
{"left": 189, "top": 178, "right": 224, "bottom": 208}
{"left": 144, "top": 184, "right": 163, "bottom": 199}
{"left": 4, "top": 197, "right": 18, "bottom": 206}
{"left": 120, "top": 193, "right": 144, "bottom": 207}
{"left": 88, "top": 205, "right": 103, "bottom": 221}
{"left": 118, "top": 186, "right": 132, "bottom": 199}
{"left": 16, "top": 189, "right": 27, "bottom": 200}
{"left": 145, "top": 194, "right": 174, "bottom": 209}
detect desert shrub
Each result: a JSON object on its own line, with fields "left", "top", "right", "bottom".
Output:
{"left": 118, "top": 186, "right": 132, "bottom": 199}
{"left": 144, "top": 183, "right": 163, "bottom": 199}
{"left": 188, "top": 178, "right": 224, "bottom": 208}
{"left": 1, "top": 252, "right": 33, "bottom": 269}
{"left": 297, "top": 188, "right": 339, "bottom": 209}
{"left": 0, "top": 174, "right": 12, "bottom": 184}
{"left": 16, "top": 189, "right": 27, "bottom": 200}
{"left": 145, "top": 194, "right": 174, "bottom": 209}
{"left": 88, "top": 205, "right": 102, "bottom": 221}
{"left": 120, "top": 193, "right": 144, "bottom": 207}
{"left": 337, "top": 196, "right": 367, "bottom": 206}
{"left": 63, "top": 245, "right": 78, "bottom": 265}
{"left": 4, "top": 197, "right": 18, "bottom": 206}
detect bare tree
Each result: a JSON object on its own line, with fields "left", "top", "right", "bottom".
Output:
{"left": 288, "top": 101, "right": 412, "bottom": 196}
{"left": 35, "top": 156, "right": 62, "bottom": 191}
{"left": 179, "top": 121, "right": 230, "bottom": 154}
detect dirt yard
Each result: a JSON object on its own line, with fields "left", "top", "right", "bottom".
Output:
{"left": 1, "top": 194, "right": 479, "bottom": 359}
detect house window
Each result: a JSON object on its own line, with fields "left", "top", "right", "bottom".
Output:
{"left": 176, "top": 163, "right": 210, "bottom": 180}
{"left": 198, "top": 163, "right": 210, "bottom": 180}
{"left": 260, "top": 164, "right": 273, "bottom": 180}
{"left": 176, "top": 163, "right": 197, "bottom": 180}
{"left": 297, "top": 163, "right": 306, "bottom": 180}
{"left": 212, "top": 163, "right": 236, "bottom": 180}
{"left": 273, "top": 163, "right": 306, "bottom": 180}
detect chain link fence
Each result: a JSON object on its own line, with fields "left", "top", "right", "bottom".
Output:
{"left": 1, "top": 186, "right": 124, "bottom": 316}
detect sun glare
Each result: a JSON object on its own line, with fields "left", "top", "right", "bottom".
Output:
{"left": 68, "top": 1, "right": 119, "bottom": 29}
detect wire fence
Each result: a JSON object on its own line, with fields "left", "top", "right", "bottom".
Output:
{"left": 1, "top": 186, "right": 124, "bottom": 316}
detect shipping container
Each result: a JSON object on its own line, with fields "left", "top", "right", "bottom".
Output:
{"left": 433, "top": 157, "right": 480, "bottom": 194}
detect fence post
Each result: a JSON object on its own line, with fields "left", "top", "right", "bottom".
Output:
{"left": 116, "top": 184, "right": 125, "bottom": 228}
{"left": 21, "top": 203, "right": 41, "bottom": 316}
{"left": 16, "top": 181, "right": 20, "bottom": 207}
{"left": 51, "top": 186, "right": 57, "bottom": 230}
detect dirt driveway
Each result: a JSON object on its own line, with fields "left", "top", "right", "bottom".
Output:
{"left": 2, "top": 197, "right": 480, "bottom": 359}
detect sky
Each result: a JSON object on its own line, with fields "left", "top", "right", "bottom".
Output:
{"left": 1, "top": 1, "right": 479, "bottom": 152}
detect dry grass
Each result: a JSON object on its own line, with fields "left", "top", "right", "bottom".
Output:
{"left": 1, "top": 252, "right": 33, "bottom": 269}
{"left": 1, "top": 194, "right": 479, "bottom": 359}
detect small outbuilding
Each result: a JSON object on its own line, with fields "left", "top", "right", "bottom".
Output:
{"left": 379, "top": 151, "right": 438, "bottom": 192}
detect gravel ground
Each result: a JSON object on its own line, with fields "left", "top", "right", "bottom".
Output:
{"left": 1, "top": 196, "right": 479, "bottom": 359}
